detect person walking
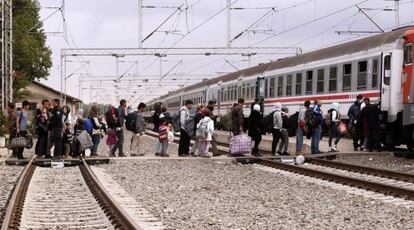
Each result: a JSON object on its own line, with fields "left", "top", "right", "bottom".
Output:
{"left": 190, "top": 104, "right": 205, "bottom": 156}
{"left": 109, "top": 99, "right": 127, "bottom": 157}
{"left": 248, "top": 104, "right": 263, "bottom": 157}
{"left": 231, "top": 98, "right": 245, "bottom": 136}
{"left": 296, "top": 101, "right": 310, "bottom": 155}
{"left": 311, "top": 100, "right": 323, "bottom": 154}
{"left": 204, "top": 100, "right": 219, "bottom": 156}
{"left": 7, "top": 103, "right": 21, "bottom": 159}
{"left": 197, "top": 116, "right": 214, "bottom": 158}
{"left": 359, "top": 98, "right": 381, "bottom": 152}
{"left": 49, "top": 99, "right": 64, "bottom": 158}
{"left": 348, "top": 94, "right": 364, "bottom": 151}
{"left": 158, "top": 118, "right": 169, "bottom": 157}
{"left": 272, "top": 102, "right": 283, "bottom": 156}
{"left": 178, "top": 100, "right": 193, "bottom": 156}
{"left": 328, "top": 102, "right": 341, "bottom": 152}
{"left": 130, "top": 103, "right": 147, "bottom": 156}
{"left": 278, "top": 106, "right": 290, "bottom": 155}
{"left": 35, "top": 100, "right": 50, "bottom": 157}
{"left": 90, "top": 105, "right": 105, "bottom": 157}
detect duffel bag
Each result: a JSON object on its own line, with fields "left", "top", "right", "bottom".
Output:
{"left": 10, "top": 136, "right": 28, "bottom": 149}
{"left": 229, "top": 134, "right": 252, "bottom": 156}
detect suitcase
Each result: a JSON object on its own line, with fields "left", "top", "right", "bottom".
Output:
{"left": 229, "top": 134, "right": 252, "bottom": 156}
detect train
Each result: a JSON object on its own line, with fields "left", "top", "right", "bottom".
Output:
{"left": 145, "top": 26, "right": 414, "bottom": 150}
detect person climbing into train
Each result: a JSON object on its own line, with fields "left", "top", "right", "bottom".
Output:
{"left": 272, "top": 102, "right": 283, "bottom": 156}
{"left": 311, "top": 100, "right": 323, "bottom": 154}
{"left": 190, "top": 103, "right": 205, "bottom": 157}
{"left": 348, "top": 94, "right": 364, "bottom": 151}
{"left": 359, "top": 98, "right": 381, "bottom": 152}
{"left": 296, "top": 100, "right": 311, "bottom": 155}
{"left": 327, "top": 102, "right": 341, "bottom": 152}
{"left": 231, "top": 98, "right": 245, "bottom": 136}
{"left": 278, "top": 106, "right": 290, "bottom": 156}
{"left": 248, "top": 104, "right": 263, "bottom": 156}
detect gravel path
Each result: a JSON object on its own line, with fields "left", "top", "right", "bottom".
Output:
{"left": 0, "top": 166, "right": 23, "bottom": 224}
{"left": 98, "top": 160, "right": 414, "bottom": 229}
{"left": 335, "top": 153, "right": 414, "bottom": 174}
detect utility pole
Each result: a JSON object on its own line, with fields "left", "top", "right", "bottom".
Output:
{"left": 138, "top": 0, "right": 143, "bottom": 48}
{"left": 227, "top": 0, "right": 231, "bottom": 48}
{"left": 395, "top": 0, "right": 400, "bottom": 27}
{"left": 1, "top": 0, "right": 13, "bottom": 110}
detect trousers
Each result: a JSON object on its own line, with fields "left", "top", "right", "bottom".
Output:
{"left": 178, "top": 129, "right": 191, "bottom": 155}
{"left": 272, "top": 129, "right": 281, "bottom": 154}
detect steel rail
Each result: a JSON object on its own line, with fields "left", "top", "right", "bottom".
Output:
{"left": 79, "top": 158, "right": 142, "bottom": 230}
{"left": 1, "top": 156, "right": 36, "bottom": 230}
{"left": 256, "top": 158, "right": 414, "bottom": 201}
{"left": 308, "top": 158, "right": 414, "bottom": 183}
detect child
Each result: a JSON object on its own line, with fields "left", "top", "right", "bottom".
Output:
{"left": 63, "top": 122, "right": 74, "bottom": 159}
{"left": 106, "top": 128, "right": 117, "bottom": 155}
{"left": 197, "top": 116, "right": 214, "bottom": 158}
{"left": 167, "top": 122, "right": 175, "bottom": 144}
{"left": 158, "top": 119, "right": 169, "bottom": 157}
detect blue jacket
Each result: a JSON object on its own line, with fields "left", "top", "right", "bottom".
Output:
{"left": 313, "top": 105, "right": 323, "bottom": 125}
{"left": 347, "top": 101, "right": 361, "bottom": 122}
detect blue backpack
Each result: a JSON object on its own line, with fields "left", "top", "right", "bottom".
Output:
{"left": 84, "top": 118, "right": 93, "bottom": 135}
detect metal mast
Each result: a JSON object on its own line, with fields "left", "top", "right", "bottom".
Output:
{"left": 1, "top": 0, "right": 13, "bottom": 110}
{"left": 226, "top": 0, "right": 231, "bottom": 48}
{"left": 138, "top": 0, "right": 143, "bottom": 48}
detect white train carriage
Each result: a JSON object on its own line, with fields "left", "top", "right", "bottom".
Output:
{"left": 147, "top": 26, "right": 414, "bottom": 149}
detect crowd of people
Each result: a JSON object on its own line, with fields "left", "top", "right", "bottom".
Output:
{"left": 5, "top": 93, "right": 382, "bottom": 159}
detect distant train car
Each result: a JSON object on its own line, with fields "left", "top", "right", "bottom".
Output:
{"left": 146, "top": 26, "right": 414, "bottom": 150}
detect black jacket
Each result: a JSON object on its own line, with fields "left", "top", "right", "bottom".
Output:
{"left": 348, "top": 100, "right": 361, "bottom": 122}
{"left": 248, "top": 110, "right": 263, "bottom": 139}
{"left": 49, "top": 107, "right": 63, "bottom": 130}
{"left": 359, "top": 104, "right": 381, "bottom": 126}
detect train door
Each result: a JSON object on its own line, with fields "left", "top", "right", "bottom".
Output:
{"left": 256, "top": 77, "right": 265, "bottom": 98}
{"left": 381, "top": 53, "right": 392, "bottom": 113}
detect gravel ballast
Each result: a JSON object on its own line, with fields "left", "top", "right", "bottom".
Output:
{"left": 98, "top": 160, "right": 414, "bottom": 229}
{"left": 335, "top": 153, "right": 414, "bottom": 174}
{"left": 0, "top": 166, "right": 23, "bottom": 224}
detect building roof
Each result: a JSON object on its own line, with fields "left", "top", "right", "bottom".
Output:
{"left": 30, "top": 81, "right": 82, "bottom": 103}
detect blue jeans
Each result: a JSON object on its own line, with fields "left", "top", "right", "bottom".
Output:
{"left": 91, "top": 134, "right": 101, "bottom": 155}
{"left": 296, "top": 127, "right": 304, "bottom": 152}
{"left": 311, "top": 125, "right": 321, "bottom": 154}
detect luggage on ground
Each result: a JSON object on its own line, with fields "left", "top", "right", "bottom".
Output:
{"left": 126, "top": 112, "right": 137, "bottom": 132}
{"left": 229, "top": 134, "right": 252, "bottom": 156}
{"left": 262, "top": 111, "right": 275, "bottom": 134}
{"left": 220, "top": 111, "right": 233, "bottom": 131}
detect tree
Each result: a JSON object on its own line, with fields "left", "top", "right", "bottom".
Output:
{"left": 13, "top": 0, "right": 52, "bottom": 101}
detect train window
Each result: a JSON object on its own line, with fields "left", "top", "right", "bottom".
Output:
{"left": 306, "top": 71, "right": 313, "bottom": 95}
{"left": 329, "top": 67, "right": 337, "bottom": 93}
{"left": 286, "top": 74, "right": 292, "bottom": 96}
{"left": 296, "top": 73, "right": 302, "bottom": 95}
{"left": 372, "top": 59, "right": 379, "bottom": 89}
{"left": 342, "top": 64, "right": 352, "bottom": 92}
{"left": 264, "top": 79, "right": 269, "bottom": 98}
{"left": 357, "top": 61, "right": 367, "bottom": 90}
{"left": 251, "top": 83, "right": 255, "bottom": 99}
{"left": 277, "top": 76, "right": 283, "bottom": 96}
{"left": 241, "top": 84, "right": 245, "bottom": 99}
{"left": 404, "top": 43, "right": 412, "bottom": 65}
{"left": 269, "top": 77, "right": 275, "bottom": 98}
{"left": 317, "top": 69, "right": 324, "bottom": 94}
{"left": 384, "top": 55, "right": 391, "bottom": 85}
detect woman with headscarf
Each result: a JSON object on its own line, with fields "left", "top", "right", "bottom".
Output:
{"left": 90, "top": 105, "right": 105, "bottom": 156}
{"left": 327, "top": 102, "right": 341, "bottom": 152}
{"left": 248, "top": 104, "right": 263, "bottom": 156}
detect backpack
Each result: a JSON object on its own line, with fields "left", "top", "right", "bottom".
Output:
{"left": 262, "top": 112, "right": 275, "bottom": 134}
{"left": 83, "top": 118, "right": 93, "bottom": 134}
{"left": 185, "top": 118, "right": 195, "bottom": 137}
{"left": 325, "top": 109, "right": 333, "bottom": 126}
{"left": 196, "top": 118, "right": 210, "bottom": 139}
{"left": 305, "top": 108, "right": 318, "bottom": 130}
{"left": 172, "top": 112, "right": 181, "bottom": 132}
{"left": 220, "top": 111, "right": 233, "bottom": 131}
{"left": 125, "top": 112, "right": 137, "bottom": 132}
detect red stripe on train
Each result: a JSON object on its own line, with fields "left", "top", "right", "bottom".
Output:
{"left": 263, "top": 92, "right": 380, "bottom": 104}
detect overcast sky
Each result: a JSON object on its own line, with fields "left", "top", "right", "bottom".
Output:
{"left": 36, "top": 0, "right": 414, "bottom": 106}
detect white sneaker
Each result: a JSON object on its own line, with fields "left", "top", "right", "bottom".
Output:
{"left": 332, "top": 145, "right": 338, "bottom": 152}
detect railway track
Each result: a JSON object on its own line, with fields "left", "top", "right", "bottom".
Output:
{"left": 243, "top": 158, "right": 414, "bottom": 201}
{"left": 1, "top": 157, "right": 142, "bottom": 230}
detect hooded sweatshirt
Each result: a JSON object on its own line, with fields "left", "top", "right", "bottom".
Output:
{"left": 330, "top": 102, "right": 340, "bottom": 123}
{"left": 273, "top": 102, "right": 283, "bottom": 130}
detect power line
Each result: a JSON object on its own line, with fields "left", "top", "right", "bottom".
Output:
{"left": 251, "top": 0, "right": 369, "bottom": 47}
